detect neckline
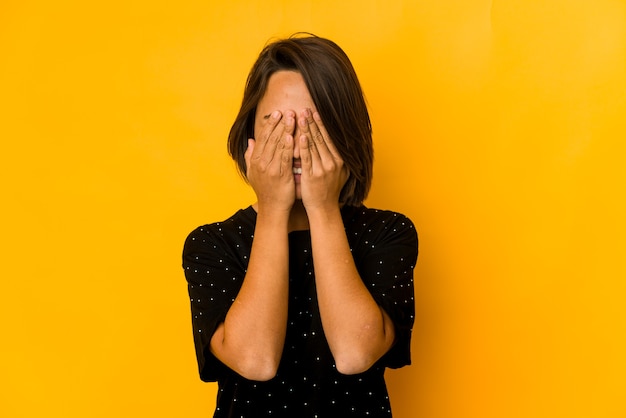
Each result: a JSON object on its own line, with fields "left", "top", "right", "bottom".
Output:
{"left": 243, "top": 204, "right": 363, "bottom": 229}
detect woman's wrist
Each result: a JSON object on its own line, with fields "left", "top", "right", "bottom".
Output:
{"left": 254, "top": 204, "right": 292, "bottom": 230}
{"left": 304, "top": 203, "right": 343, "bottom": 228}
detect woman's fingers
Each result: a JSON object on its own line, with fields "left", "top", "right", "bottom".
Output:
{"left": 312, "top": 110, "right": 341, "bottom": 160}
{"left": 253, "top": 110, "right": 283, "bottom": 165}
{"left": 298, "top": 111, "right": 318, "bottom": 172}
{"left": 308, "top": 110, "right": 327, "bottom": 154}
{"left": 280, "top": 131, "right": 294, "bottom": 176}
{"left": 252, "top": 110, "right": 296, "bottom": 172}
{"left": 299, "top": 108, "right": 344, "bottom": 172}
{"left": 297, "top": 108, "right": 348, "bottom": 209}
{"left": 275, "top": 111, "right": 295, "bottom": 175}
{"left": 247, "top": 110, "right": 297, "bottom": 211}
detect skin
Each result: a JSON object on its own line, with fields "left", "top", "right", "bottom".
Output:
{"left": 209, "top": 70, "right": 396, "bottom": 380}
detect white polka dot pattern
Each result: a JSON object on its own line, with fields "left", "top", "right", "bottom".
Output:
{"left": 182, "top": 205, "right": 418, "bottom": 417}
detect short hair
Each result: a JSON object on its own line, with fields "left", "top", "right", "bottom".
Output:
{"left": 227, "top": 33, "right": 373, "bottom": 206}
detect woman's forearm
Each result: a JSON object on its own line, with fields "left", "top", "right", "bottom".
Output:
{"left": 209, "top": 209, "right": 290, "bottom": 381}
{"left": 308, "top": 206, "right": 396, "bottom": 375}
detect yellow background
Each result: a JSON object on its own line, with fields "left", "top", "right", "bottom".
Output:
{"left": 1, "top": 1, "right": 625, "bottom": 417}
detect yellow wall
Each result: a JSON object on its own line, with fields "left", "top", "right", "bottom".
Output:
{"left": 1, "top": 1, "right": 625, "bottom": 417}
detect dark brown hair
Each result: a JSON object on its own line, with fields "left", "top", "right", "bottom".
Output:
{"left": 227, "top": 33, "right": 373, "bottom": 206}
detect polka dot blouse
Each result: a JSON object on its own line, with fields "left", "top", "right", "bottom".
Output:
{"left": 183, "top": 205, "right": 418, "bottom": 417}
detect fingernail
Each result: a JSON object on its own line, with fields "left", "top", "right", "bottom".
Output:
{"left": 272, "top": 110, "right": 280, "bottom": 119}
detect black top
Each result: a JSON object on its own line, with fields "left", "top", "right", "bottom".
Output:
{"left": 183, "top": 205, "right": 418, "bottom": 417}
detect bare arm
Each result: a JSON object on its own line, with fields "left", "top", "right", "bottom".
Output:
{"left": 209, "top": 111, "right": 295, "bottom": 381}
{"left": 298, "top": 109, "right": 395, "bottom": 375}
{"left": 209, "top": 212, "right": 290, "bottom": 381}
{"left": 308, "top": 207, "right": 396, "bottom": 375}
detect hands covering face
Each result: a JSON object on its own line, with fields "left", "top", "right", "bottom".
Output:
{"left": 296, "top": 109, "right": 349, "bottom": 210}
{"left": 244, "top": 109, "right": 348, "bottom": 212}
{"left": 244, "top": 110, "right": 296, "bottom": 212}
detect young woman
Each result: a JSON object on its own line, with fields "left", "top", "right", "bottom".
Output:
{"left": 183, "top": 34, "right": 418, "bottom": 417}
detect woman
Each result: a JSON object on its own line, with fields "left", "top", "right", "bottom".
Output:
{"left": 183, "top": 33, "right": 418, "bottom": 417}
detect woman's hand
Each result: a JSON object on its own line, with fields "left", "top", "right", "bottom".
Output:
{"left": 245, "top": 110, "right": 296, "bottom": 213}
{"left": 298, "top": 109, "right": 349, "bottom": 211}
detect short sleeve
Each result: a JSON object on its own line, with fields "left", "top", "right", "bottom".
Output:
{"left": 182, "top": 224, "right": 249, "bottom": 382}
{"left": 350, "top": 210, "right": 418, "bottom": 369}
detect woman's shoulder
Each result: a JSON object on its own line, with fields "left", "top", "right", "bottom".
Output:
{"left": 342, "top": 205, "right": 417, "bottom": 244}
{"left": 342, "top": 205, "right": 418, "bottom": 264}
{"left": 342, "top": 205, "right": 414, "bottom": 227}
{"left": 185, "top": 206, "right": 257, "bottom": 244}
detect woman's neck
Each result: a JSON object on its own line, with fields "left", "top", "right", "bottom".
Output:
{"left": 251, "top": 201, "right": 310, "bottom": 232}
{"left": 288, "top": 201, "right": 310, "bottom": 232}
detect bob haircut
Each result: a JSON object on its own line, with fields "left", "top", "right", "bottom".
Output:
{"left": 227, "top": 33, "right": 373, "bottom": 206}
